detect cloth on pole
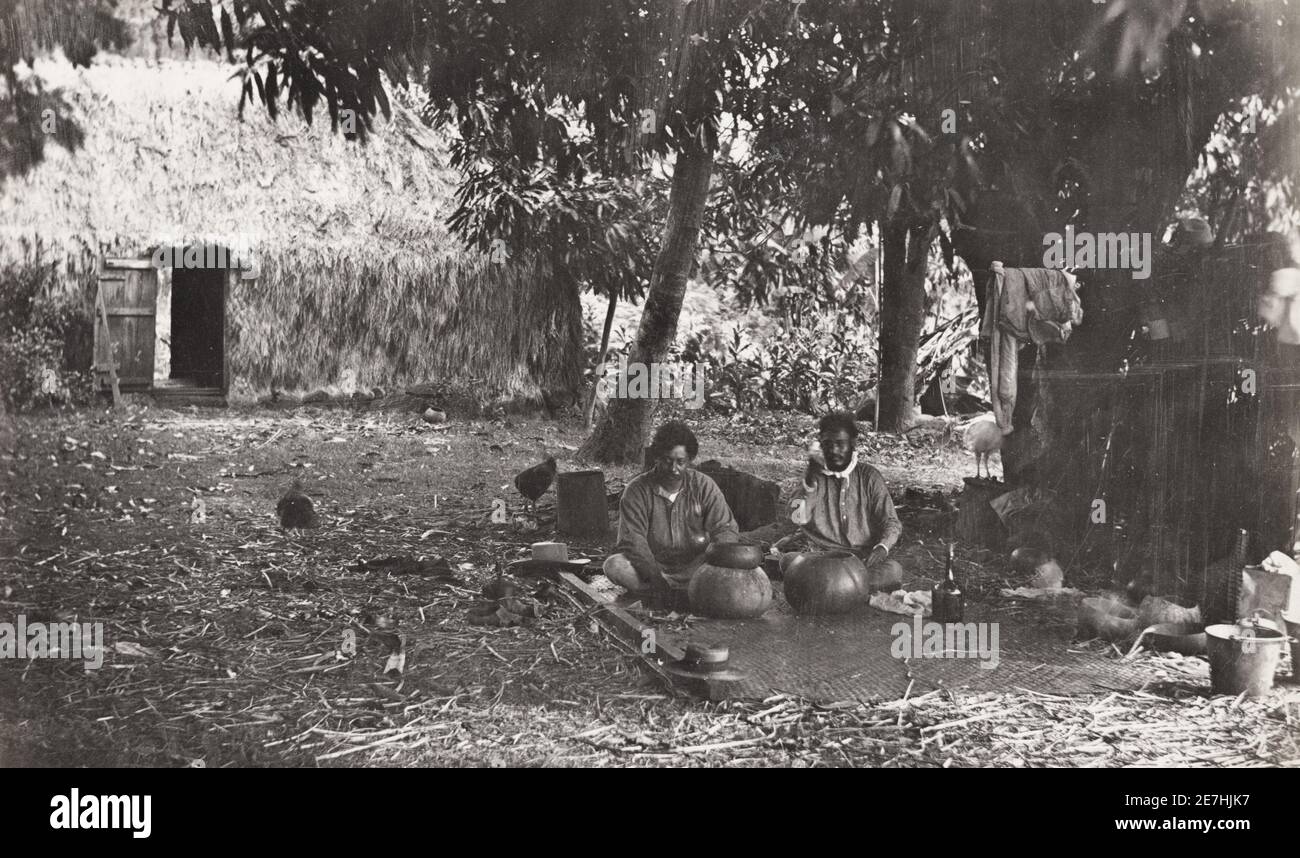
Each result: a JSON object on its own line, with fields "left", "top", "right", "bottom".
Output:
{"left": 981, "top": 263, "right": 1084, "bottom": 433}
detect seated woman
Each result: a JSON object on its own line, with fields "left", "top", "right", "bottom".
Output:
{"left": 776, "top": 411, "right": 904, "bottom": 591}
{"left": 604, "top": 421, "right": 740, "bottom": 594}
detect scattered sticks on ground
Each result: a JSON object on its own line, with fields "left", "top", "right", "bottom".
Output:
{"left": 0, "top": 407, "right": 1296, "bottom": 767}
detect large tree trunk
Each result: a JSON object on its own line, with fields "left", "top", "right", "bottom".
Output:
{"left": 579, "top": 142, "right": 714, "bottom": 463}
{"left": 876, "top": 219, "right": 937, "bottom": 432}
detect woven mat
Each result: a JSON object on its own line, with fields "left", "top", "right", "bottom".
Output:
{"left": 648, "top": 589, "right": 1163, "bottom": 702}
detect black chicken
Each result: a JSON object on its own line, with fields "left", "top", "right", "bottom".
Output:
{"left": 514, "top": 456, "right": 557, "bottom": 514}
{"left": 277, "top": 480, "right": 318, "bottom": 531}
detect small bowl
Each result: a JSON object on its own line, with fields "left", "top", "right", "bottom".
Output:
{"left": 1146, "top": 621, "right": 1207, "bottom": 655}
{"left": 680, "top": 642, "right": 730, "bottom": 672}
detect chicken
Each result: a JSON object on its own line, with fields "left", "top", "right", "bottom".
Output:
{"left": 276, "top": 480, "right": 318, "bottom": 531}
{"left": 964, "top": 416, "right": 1002, "bottom": 480}
{"left": 514, "top": 455, "right": 557, "bottom": 514}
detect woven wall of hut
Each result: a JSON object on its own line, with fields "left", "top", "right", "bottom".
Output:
{"left": 1036, "top": 239, "right": 1299, "bottom": 604}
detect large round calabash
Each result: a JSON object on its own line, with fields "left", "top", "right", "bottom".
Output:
{"left": 782, "top": 551, "right": 869, "bottom": 615}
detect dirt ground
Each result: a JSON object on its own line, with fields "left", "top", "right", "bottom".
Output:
{"left": 1, "top": 404, "right": 1297, "bottom": 767}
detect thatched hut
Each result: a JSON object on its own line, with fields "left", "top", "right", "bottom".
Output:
{"left": 0, "top": 55, "right": 582, "bottom": 407}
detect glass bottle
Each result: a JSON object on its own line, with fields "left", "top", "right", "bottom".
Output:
{"left": 932, "top": 542, "right": 963, "bottom": 623}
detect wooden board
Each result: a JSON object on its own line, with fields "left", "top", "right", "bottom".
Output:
{"left": 554, "top": 571, "right": 748, "bottom": 700}
{"left": 94, "top": 260, "right": 158, "bottom": 391}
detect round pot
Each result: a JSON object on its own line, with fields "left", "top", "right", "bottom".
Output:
{"left": 688, "top": 564, "right": 773, "bottom": 619}
{"left": 782, "top": 551, "right": 869, "bottom": 615}
{"left": 1010, "top": 546, "right": 1050, "bottom": 574}
{"left": 703, "top": 542, "right": 764, "bottom": 570}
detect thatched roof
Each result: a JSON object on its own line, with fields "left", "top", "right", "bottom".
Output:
{"left": 0, "top": 55, "right": 582, "bottom": 400}
{"left": 0, "top": 54, "right": 453, "bottom": 265}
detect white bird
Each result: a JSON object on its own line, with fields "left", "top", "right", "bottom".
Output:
{"left": 963, "top": 415, "right": 1002, "bottom": 480}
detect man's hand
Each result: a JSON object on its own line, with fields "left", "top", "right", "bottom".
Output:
{"left": 803, "top": 438, "right": 825, "bottom": 484}
{"left": 803, "top": 455, "right": 823, "bottom": 487}
{"left": 864, "top": 544, "right": 889, "bottom": 567}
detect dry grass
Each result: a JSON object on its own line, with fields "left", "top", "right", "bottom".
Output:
{"left": 1, "top": 405, "right": 1297, "bottom": 767}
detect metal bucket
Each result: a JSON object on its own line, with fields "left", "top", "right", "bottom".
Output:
{"left": 1205, "top": 622, "right": 1289, "bottom": 697}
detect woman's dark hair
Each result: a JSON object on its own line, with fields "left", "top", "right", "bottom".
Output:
{"left": 650, "top": 420, "right": 699, "bottom": 459}
{"left": 818, "top": 411, "right": 859, "bottom": 440}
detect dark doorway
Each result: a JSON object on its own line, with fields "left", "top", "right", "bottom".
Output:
{"left": 170, "top": 267, "right": 225, "bottom": 388}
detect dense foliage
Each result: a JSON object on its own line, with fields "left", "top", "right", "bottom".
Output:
{"left": 0, "top": 245, "right": 93, "bottom": 409}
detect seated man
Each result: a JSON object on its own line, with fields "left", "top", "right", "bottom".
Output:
{"left": 777, "top": 411, "right": 904, "bottom": 590}
{"left": 604, "top": 421, "right": 739, "bottom": 594}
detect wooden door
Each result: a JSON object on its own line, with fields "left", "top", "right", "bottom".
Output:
{"left": 94, "top": 259, "right": 158, "bottom": 391}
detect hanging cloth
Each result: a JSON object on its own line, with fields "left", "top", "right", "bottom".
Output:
{"left": 982, "top": 263, "right": 1084, "bottom": 434}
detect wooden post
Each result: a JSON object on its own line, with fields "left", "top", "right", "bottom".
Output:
{"left": 95, "top": 282, "right": 124, "bottom": 411}
{"left": 955, "top": 477, "right": 1006, "bottom": 549}
{"left": 873, "top": 221, "right": 882, "bottom": 431}
{"left": 557, "top": 470, "right": 609, "bottom": 537}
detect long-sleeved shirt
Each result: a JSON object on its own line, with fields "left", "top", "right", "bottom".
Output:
{"left": 615, "top": 468, "right": 739, "bottom": 586}
{"left": 791, "top": 454, "right": 902, "bottom": 553}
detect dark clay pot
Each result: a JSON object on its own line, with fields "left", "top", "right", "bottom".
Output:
{"left": 782, "top": 551, "right": 870, "bottom": 615}
{"left": 703, "top": 542, "right": 764, "bottom": 569}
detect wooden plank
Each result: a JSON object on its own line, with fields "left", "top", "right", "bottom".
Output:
{"left": 95, "top": 286, "right": 123, "bottom": 410}
{"left": 553, "top": 572, "right": 747, "bottom": 700}
{"left": 106, "top": 315, "right": 151, "bottom": 381}
{"left": 103, "top": 258, "right": 156, "bottom": 270}
{"left": 555, "top": 571, "right": 684, "bottom": 661}
{"left": 100, "top": 267, "right": 157, "bottom": 386}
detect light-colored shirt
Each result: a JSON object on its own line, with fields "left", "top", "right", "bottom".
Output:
{"left": 655, "top": 485, "right": 682, "bottom": 504}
